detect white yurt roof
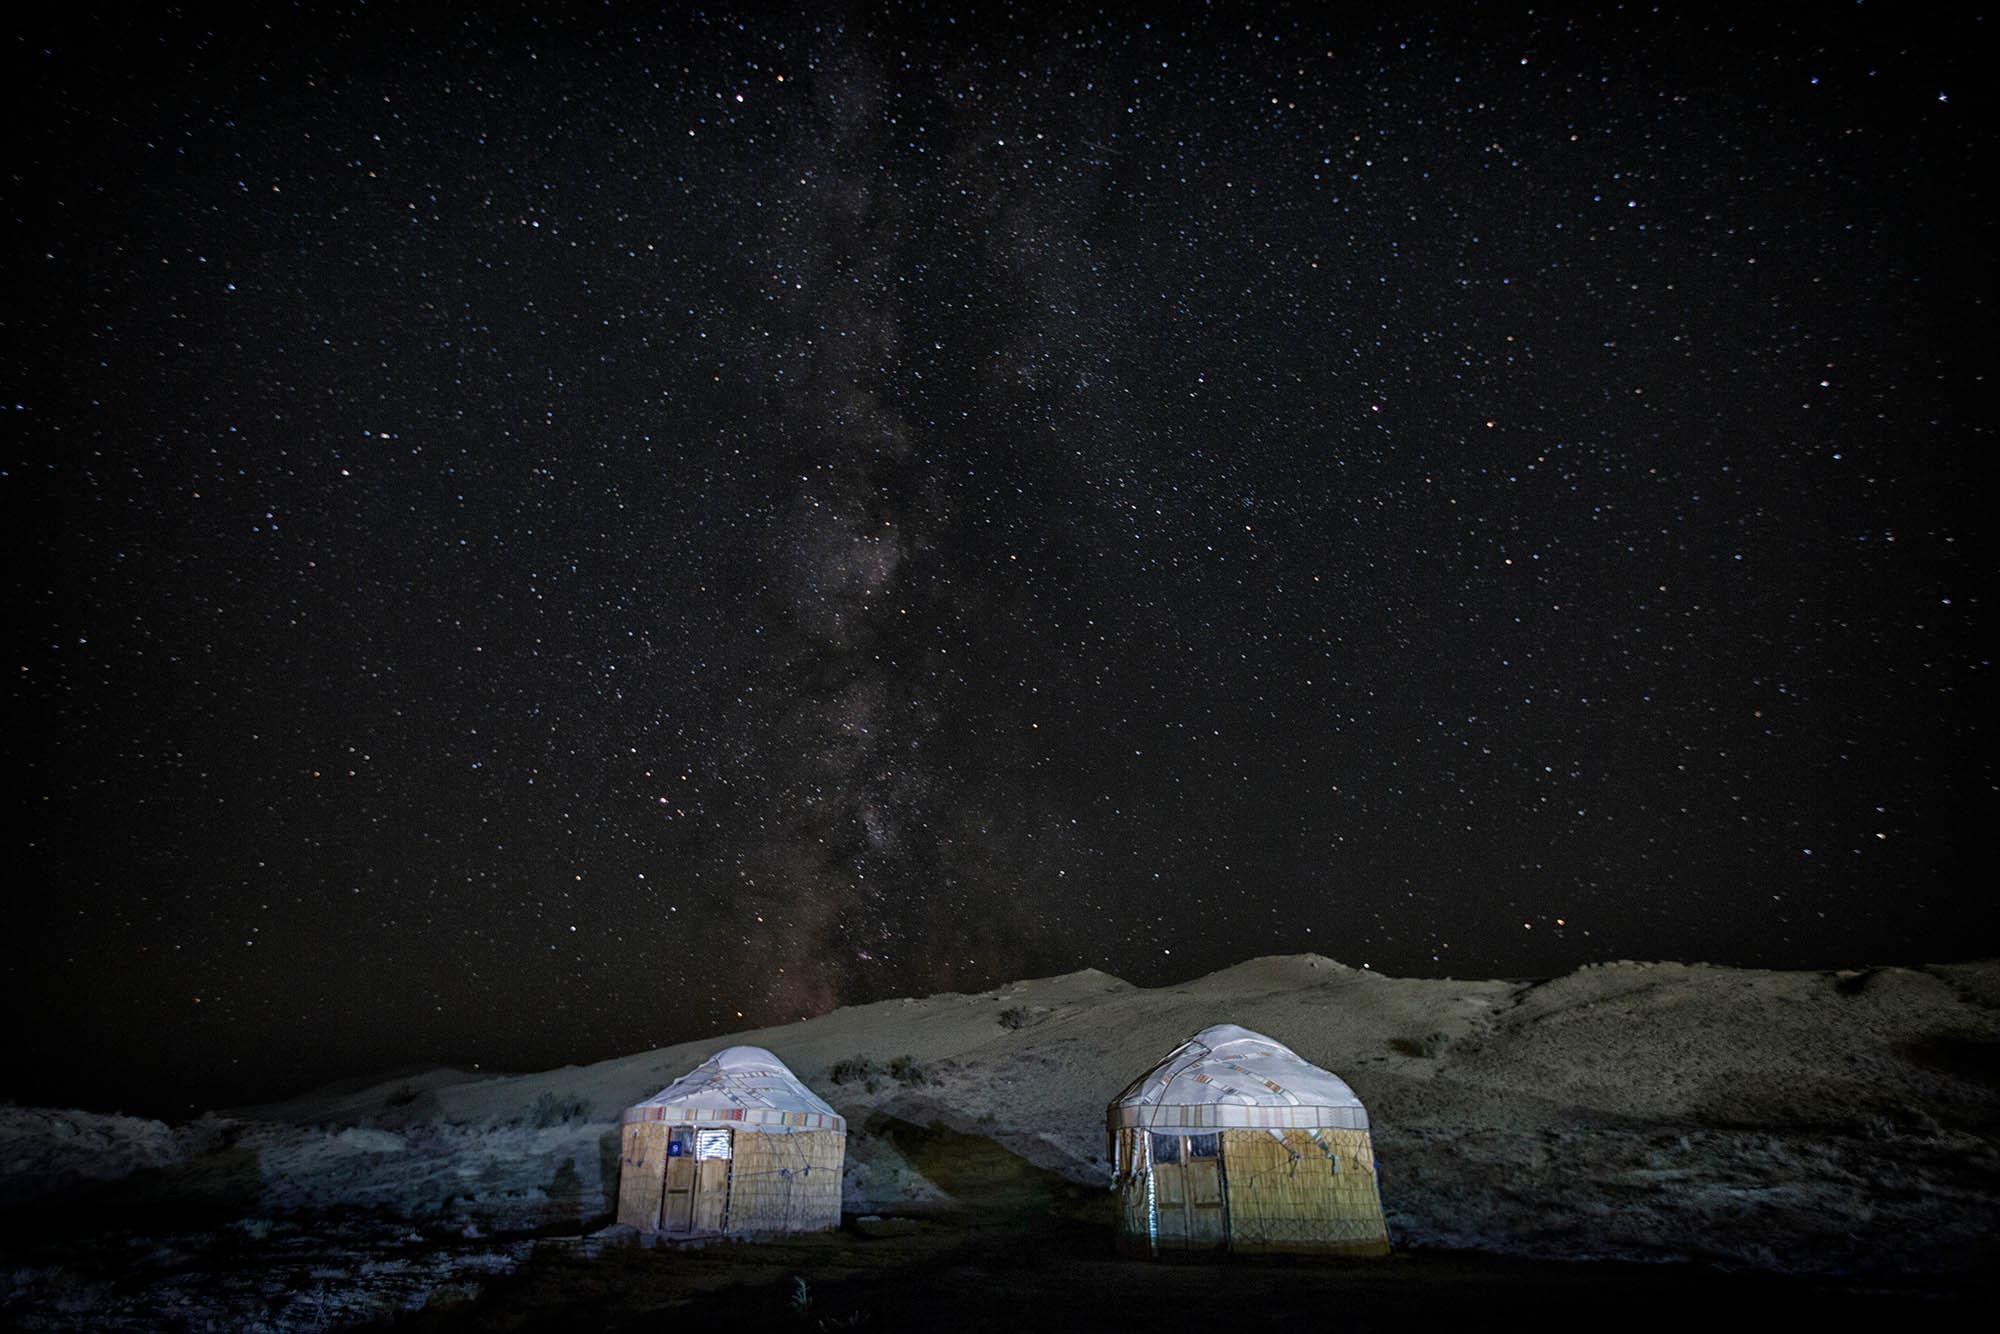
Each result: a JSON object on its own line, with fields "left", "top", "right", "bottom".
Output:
{"left": 1108, "top": 1024, "right": 1370, "bottom": 1132}
{"left": 621, "top": 1045, "right": 845, "bottom": 1133}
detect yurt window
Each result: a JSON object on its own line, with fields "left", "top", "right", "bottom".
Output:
{"left": 1187, "top": 1133, "right": 1220, "bottom": 1159}
{"left": 694, "top": 1128, "right": 733, "bottom": 1160}
{"left": 667, "top": 1128, "right": 692, "bottom": 1157}
{"left": 1150, "top": 1133, "right": 1181, "bottom": 1164}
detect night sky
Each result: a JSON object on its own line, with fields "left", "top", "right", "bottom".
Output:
{"left": 7, "top": 5, "right": 1990, "bottom": 1116}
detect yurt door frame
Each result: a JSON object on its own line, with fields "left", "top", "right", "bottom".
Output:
{"left": 659, "top": 1126, "right": 734, "bottom": 1235}
{"left": 1150, "top": 1131, "right": 1227, "bottom": 1250}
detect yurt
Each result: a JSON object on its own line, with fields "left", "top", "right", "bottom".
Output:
{"left": 1106, "top": 1024, "right": 1389, "bottom": 1257}
{"left": 616, "top": 1046, "right": 845, "bottom": 1238}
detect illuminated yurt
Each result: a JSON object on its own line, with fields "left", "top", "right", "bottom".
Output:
{"left": 1107, "top": 1024, "right": 1389, "bottom": 1257}
{"left": 616, "top": 1046, "right": 845, "bottom": 1237}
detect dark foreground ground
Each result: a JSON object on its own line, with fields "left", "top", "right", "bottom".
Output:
{"left": 378, "top": 1213, "right": 1983, "bottom": 1333}
{"left": 3, "top": 1123, "right": 1990, "bottom": 1331}
{"left": 4, "top": 1201, "right": 1988, "bottom": 1331}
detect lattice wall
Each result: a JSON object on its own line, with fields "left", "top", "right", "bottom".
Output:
{"left": 1109, "top": 1128, "right": 1156, "bottom": 1255}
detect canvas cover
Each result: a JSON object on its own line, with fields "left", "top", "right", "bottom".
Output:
{"left": 621, "top": 1045, "right": 846, "bottom": 1133}
{"left": 1108, "top": 1024, "right": 1370, "bottom": 1131}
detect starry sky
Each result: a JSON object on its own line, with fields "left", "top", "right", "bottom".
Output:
{"left": 7, "top": 4, "right": 1991, "bottom": 1115}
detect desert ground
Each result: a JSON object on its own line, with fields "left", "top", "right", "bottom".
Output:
{"left": 4, "top": 955, "right": 1996, "bottom": 1328}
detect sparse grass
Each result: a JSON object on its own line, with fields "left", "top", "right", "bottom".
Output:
{"left": 997, "top": 1006, "right": 1033, "bottom": 1030}
{"left": 887, "top": 1055, "right": 935, "bottom": 1086}
{"left": 829, "top": 1055, "right": 934, "bottom": 1089}
{"left": 829, "top": 1058, "right": 877, "bottom": 1092}
{"left": 791, "top": 1271, "right": 871, "bottom": 1328}
{"left": 523, "top": 1091, "right": 591, "bottom": 1128}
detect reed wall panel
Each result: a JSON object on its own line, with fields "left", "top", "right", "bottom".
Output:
{"left": 615, "top": 1122, "right": 671, "bottom": 1230}
{"left": 1220, "top": 1128, "right": 1389, "bottom": 1255}
{"left": 724, "top": 1129, "right": 844, "bottom": 1236}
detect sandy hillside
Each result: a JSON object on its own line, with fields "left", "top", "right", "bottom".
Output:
{"left": 4, "top": 955, "right": 1996, "bottom": 1302}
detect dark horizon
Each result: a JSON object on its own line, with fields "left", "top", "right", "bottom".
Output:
{"left": 7, "top": 4, "right": 1990, "bottom": 1120}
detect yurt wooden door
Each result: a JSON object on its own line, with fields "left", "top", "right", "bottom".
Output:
{"left": 1151, "top": 1132, "right": 1226, "bottom": 1249}
{"left": 659, "top": 1127, "right": 733, "bottom": 1234}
